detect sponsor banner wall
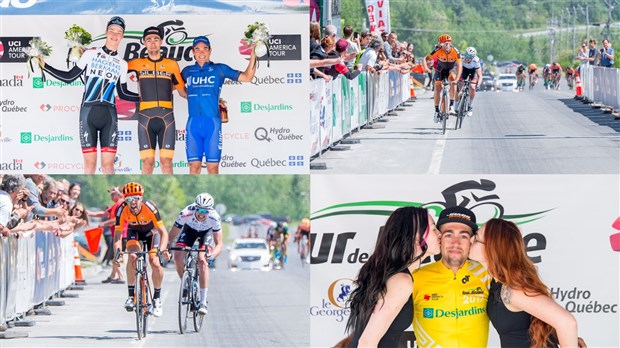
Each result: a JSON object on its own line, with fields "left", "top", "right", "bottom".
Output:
{"left": 0, "top": 0, "right": 308, "bottom": 15}
{"left": 0, "top": 14, "right": 308, "bottom": 174}
{"left": 310, "top": 175, "right": 619, "bottom": 348}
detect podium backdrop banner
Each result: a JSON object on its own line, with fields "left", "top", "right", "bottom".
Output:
{"left": 310, "top": 175, "right": 619, "bottom": 348}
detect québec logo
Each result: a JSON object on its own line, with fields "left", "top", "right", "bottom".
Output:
{"left": 0, "top": 0, "right": 37, "bottom": 8}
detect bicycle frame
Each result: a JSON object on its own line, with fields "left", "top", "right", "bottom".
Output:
{"left": 128, "top": 247, "right": 154, "bottom": 340}
{"left": 170, "top": 246, "right": 208, "bottom": 333}
{"left": 439, "top": 79, "right": 450, "bottom": 135}
{"left": 455, "top": 78, "right": 472, "bottom": 130}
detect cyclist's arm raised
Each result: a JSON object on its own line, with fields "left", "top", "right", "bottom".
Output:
{"left": 237, "top": 46, "right": 258, "bottom": 82}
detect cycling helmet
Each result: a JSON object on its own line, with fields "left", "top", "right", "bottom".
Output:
{"left": 438, "top": 34, "right": 452, "bottom": 44}
{"left": 195, "top": 192, "right": 214, "bottom": 209}
{"left": 122, "top": 182, "right": 143, "bottom": 197}
{"left": 465, "top": 47, "right": 477, "bottom": 57}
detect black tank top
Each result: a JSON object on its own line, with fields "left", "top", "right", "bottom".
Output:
{"left": 349, "top": 269, "right": 413, "bottom": 348}
{"left": 487, "top": 279, "right": 534, "bottom": 347}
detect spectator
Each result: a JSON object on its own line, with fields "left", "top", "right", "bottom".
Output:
{"left": 600, "top": 38, "right": 615, "bottom": 68}
{"left": 358, "top": 39, "right": 384, "bottom": 73}
{"left": 342, "top": 25, "right": 360, "bottom": 70}
{"left": 323, "top": 39, "right": 361, "bottom": 80}
{"left": 24, "top": 174, "right": 65, "bottom": 220}
{"left": 310, "top": 21, "right": 321, "bottom": 53}
{"left": 324, "top": 24, "right": 337, "bottom": 40}
{"left": 380, "top": 32, "right": 388, "bottom": 43}
{"left": 68, "top": 182, "right": 81, "bottom": 207}
{"left": 586, "top": 38, "right": 599, "bottom": 65}
{"left": 0, "top": 175, "right": 36, "bottom": 236}
{"left": 38, "top": 178, "right": 62, "bottom": 221}
{"left": 383, "top": 33, "right": 405, "bottom": 64}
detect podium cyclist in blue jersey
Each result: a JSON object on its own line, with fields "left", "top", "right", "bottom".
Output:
{"left": 38, "top": 17, "right": 139, "bottom": 174}
{"left": 181, "top": 35, "right": 257, "bottom": 174}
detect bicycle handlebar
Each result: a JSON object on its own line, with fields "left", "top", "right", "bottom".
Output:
{"left": 169, "top": 246, "right": 208, "bottom": 253}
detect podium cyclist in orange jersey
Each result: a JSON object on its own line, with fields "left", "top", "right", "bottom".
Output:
{"left": 181, "top": 36, "right": 258, "bottom": 175}
{"left": 422, "top": 34, "right": 462, "bottom": 123}
{"left": 38, "top": 17, "right": 139, "bottom": 174}
{"left": 115, "top": 182, "right": 170, "bottom": 317}
{"left": 169, "top": 193, "right": 223, "bottom": 315}
{"left": 127, "top": 26, "right": 187, "bottom": 174}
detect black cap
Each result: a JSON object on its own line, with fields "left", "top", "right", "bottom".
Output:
{"left": 436, "top": 206, "right": 478, "bottom": 234}
{"left": 107, "top": 16, "right": 125, "bottom": 31}
{"left": 143, "top": 26, "right": 163, "bottom": 40}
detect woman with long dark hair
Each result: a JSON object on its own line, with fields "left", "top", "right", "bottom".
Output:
{"left": 469, "top": 218, "right": 579, "bottom": 347}
{"left": 346, "top": 207, "right": 441, "bottom": 348}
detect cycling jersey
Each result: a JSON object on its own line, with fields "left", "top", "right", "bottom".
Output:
{"left": 461, "top": 56, "right": 481, "bottom": 70}
{"left": 551, "top": 64, "right": 562, "bottom": 72}
{"left": 127, "top": 57, "right": 185, "bottom": 111}
{"left": 114, "top": 199, "right": 164, "bottom": 250}
{"left": 173, "top": 204, "right": 221, "bottom": 249}
{"left": 412, "top": 260, "right": 491, "bottom": 348}
{"left": 426, "top": 47, "right": 460, "bottom": 71}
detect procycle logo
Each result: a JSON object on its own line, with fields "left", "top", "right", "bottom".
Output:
{"left": 422, "top": 307, "right": 486, "bottom": 319}
{"left": 32, "top": 77, "right": 83, "bottom": 89}
{"left": 1, "top": 99, "right": 27, "bottom": 112}
{"left": 34, "top": 161, "right": 83, "bottom": 171}
{"left": 551, "top": 287, "right": 618, "bottom": 314}
{"left": 0, "top": 159, "right": 23, "bottom": 171}
{"left": 240, "top": 101, "right": 293, "bottom": 113}
{"left": 311, "top": 179, "right": 553, "bottom": 264}
{"left": 310, "top": 278, "right": 355, "bottom": 323}
{"left": 91, "top": 20, "right": 197, "bottom": 62}
{"left": 250, "top": 155, "right": 304, "bottom": 168}
{"left": 224, "top": 72, "right": 303, "bottom": 86}
{"left": 20, "top": 132, "right": 73, "bottom": 143}
{"left": 254, "top": 127, "right": 303, "bottom": 142}
{"left": 223, "top": 131, "right": 250, "bottom": 141}
{"left": 0, "top": 0, "right": 37, "bottom": 8}
{"left": 0, "top": 74, "right": 24, "bottom": 87}
{"left": 39, "top": 103, "right": 80, "bottom": 113}
{"left": 220, "top": 154, "right": 247, "bottom": 168}
{"left": 0, "top": 37, "right": 33, "bottom": 62}
{"left": 239, "top": 35, "right": 302, "bottom": 61}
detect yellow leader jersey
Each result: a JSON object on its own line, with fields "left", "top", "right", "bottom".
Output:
{"left": 412, "top": 260, "right": 491, "bottom": 348}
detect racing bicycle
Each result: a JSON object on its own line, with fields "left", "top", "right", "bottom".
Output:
{"left": 438, "top": 78, "right": 451, "bottom": 135}
{"left": 169, "top": 246, "right": 206, "bottom": 334}
{"left": 529, "top": 74, "right": 538, "bottom": 90}
{"left": 455, "top": 77, "right": 473, "bottom": 130}
{"left": 299, "top": 235, "right": 309, "bottom": 267}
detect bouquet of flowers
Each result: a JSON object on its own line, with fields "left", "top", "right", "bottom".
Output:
{"left": 243, "top": 21, "right": 271, "bottom": 58}
{"left": 23, "top": 37, "right": 53, "bottom": 79}
{"left": 64, "top": 24, "right": 92, "bottom": 63}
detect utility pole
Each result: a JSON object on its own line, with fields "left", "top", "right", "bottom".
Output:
{"left": 603, "top": 0, "right": 615, "bottom": 40}
{"left": 559, "top": 13, "right": 563, "bottom": 56}
{"left": 548, "top": 17, "right": 557, "bottom": 64}
{"left": 572, "top": 6, "right": 576, "bottom": 53}
{"left": 580, "top": 3, "right": 590, "bottom": 41}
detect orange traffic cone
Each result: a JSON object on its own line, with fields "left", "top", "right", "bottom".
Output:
{"left": 575, "top": 73, "right": 583, "bottom": 98}
{"left": 409, "top": 75, "right": 417, "bottom": 100}
{"left": 73, "top": 240, "right": 86, "bottom": 285}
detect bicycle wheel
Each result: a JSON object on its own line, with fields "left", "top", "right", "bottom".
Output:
{"left": 178, "top": 271, "right": 191, "bottom": 334}
{"left": 458, "top": 96, "right": 468, "bottom": 130}
{"left": 455, "top": 90, "right": 466, "bottom": 130}
{"left": 135, "top": 273, "right": 145, "bottom": 340}
{"left": 441, "top": 88, "right": 448, "bottom": 135}
{"left": 192, "top": 278, "right": 204, "bottom": 332}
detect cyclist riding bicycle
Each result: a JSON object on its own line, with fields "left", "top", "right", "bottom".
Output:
{"left": 168, "top": 193, "right": 222, "bottom": 316}
{"left": 457, "top": 47, "right": 482, "bottom": 117}
{"left": 528, "top": 63, "right": 538, "bottom": 86}
{"left": 116, "top": 182, "right": 170, "bottom": 317}
{"left": 542, "top": 64, "right": 551, "bottom": 89}
{"left": 421, "top": 34, "right": 462, "bottom": 123}
{"left": 565, "top": 66, "right": 575, "bottom": 90}
{"left": 515, "top": 64, "right": 526, "bottom": 90}
{"left": 294, "top": 218, "right": 311, "bottom": 257}
{"left": 550, "top": 62, "right": 562, "bottom": 89}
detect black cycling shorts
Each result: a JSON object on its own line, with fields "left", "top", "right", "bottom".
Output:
{"left": 175, "top": 225, "right": 213, "bottom": 250}
{"left": 138, "top": 107, "right": 176, "bottom": 159}
{"left": 126, "top": 229, "right": 161, "bottom": 250}
{"left": 459, "top": 68, "right": 478, "bottom": 81}
{"left": 79, "top": 104, "right": 118, "bottom": 152}
{"left": 433, "top": 68, "right": 455, "bottom": 82}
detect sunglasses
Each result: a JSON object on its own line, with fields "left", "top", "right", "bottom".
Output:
{"left": 195, "top": 208, "right": 209, "bottom": 214}
{"left": 125, "top": 195, "right": 142, "bottom": 202}
{"left": 463, "top": 54, "right": 473, "bottom": 60}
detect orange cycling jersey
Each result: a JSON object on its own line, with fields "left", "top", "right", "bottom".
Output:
{"left": 528, "top": 64, "right": 537, "bottom": 71}
{"left": 551, "top": 63, "right": 562, "bottom": 71}
{"left": 426, "top": 47, "right": 461, "bottom": 70}
{"left": 127, "top": 57, "right": 185, "bottom": 111}
{"left": 114, "top": 199, "right": 165, "bottom": 234}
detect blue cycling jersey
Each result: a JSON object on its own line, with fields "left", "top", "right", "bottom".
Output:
{"left": 181, "top": 62, "right": 241, "bottom": 118}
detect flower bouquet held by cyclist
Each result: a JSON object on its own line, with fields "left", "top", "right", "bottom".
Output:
{"left": 421, "top": 34, "right": 462, "bottom": 124}
{"left": 115, "top": 182, "right": 170, "bottom": 318}
{"left": 37, "top": 17, "right": 140, "bottom": 174}
{"left": 181, "top": 35, "right": 258, "bottom": 175}
{"left": 168, "top": 193, "right": 223, "bottom": 316}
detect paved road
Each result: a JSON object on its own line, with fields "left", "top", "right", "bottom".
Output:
{"left": 311, "top": 82, "right": 620, "bottom": 174}
{"left": 3, "top": 246, "right": 309, "bottom": 347}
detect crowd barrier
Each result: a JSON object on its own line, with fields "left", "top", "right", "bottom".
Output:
{"left": 310, "top": 71, "right": 411, "bottom": 158}
{"left": 579, "top": 63, "right": 620, "bottom": 111}
{"left": 1, "top": 231, "right": 75, "bottom": 328}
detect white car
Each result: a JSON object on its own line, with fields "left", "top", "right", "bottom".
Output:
{"left": 495, "top": 74, "right": 518, "bottom": 91}
{"left": 228, "top": 238, "right": 271, "bottom": 271}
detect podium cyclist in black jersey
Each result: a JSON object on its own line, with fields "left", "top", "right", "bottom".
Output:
{"left": 38, "top": 17, "right": 139, "bottom": 174}
{"left": 169, "top": 193, "right": 223, "bottom": 315}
